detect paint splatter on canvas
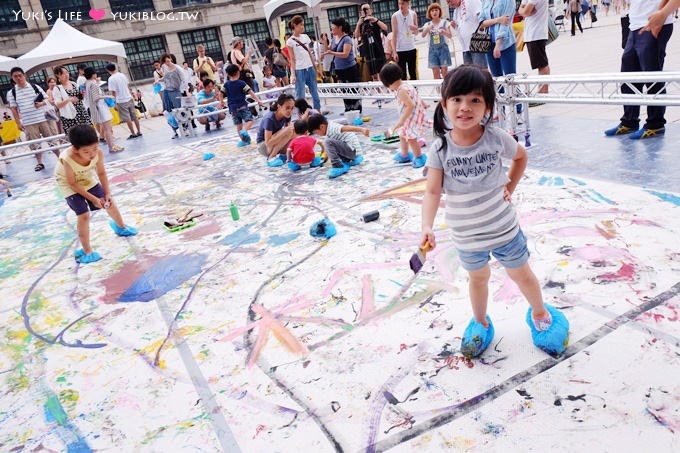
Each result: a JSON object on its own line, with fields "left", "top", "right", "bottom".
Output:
{"left": 1, "top": 133, "right": 679, "bottom": 452}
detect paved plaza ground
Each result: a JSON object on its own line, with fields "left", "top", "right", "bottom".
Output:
{"left": 1, "top": 13, "right": 680, "bottom": 453}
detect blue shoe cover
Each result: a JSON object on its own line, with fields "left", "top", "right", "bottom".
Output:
{"left": 203, "top": 152, "right": 215, "bottom": 161}
{"left": 412, "top": 154, "right": 427, "bottom": 169}
{"left": 267, "top": 156, "right": 284, "bottom": 167}
{"left": 348, "top": 155, "right": 364, "bottom": 166}
{"left": 236, "top": 140, "right": 248, "bottom": 148}
{"left": 310, "top": 218, "right": 336, "bottom": 239}
{"left": 239, "top": 130, "right": 251, "bottom": 144}
{"left": 461, "top": 315, "right": 494, "bottom": 359}
{"left": 394, "top": 151, "right": 414, "bottom": 163}
{"left": 310, "top": 156, "right": 323, "bottom": 167}
{"left": 74, "top": 248, "right": 85, "bottom": 259}
{"left": 328, "top": 163, "right": 349, "bottom": 179}
{"left": 526, "top": 304, "right": 570, "bottom": 357}
{"left": 288, "top": 161, "right": 302, "bottom": 172}
{"left": 76, "top": 251, "right": 102, "bottom": 264}
{"left": 109, "top": 220, "right": 138, "bottom": 237}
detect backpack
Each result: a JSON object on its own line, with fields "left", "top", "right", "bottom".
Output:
{"left": 11, "top": 83, "right": 41, "bottom": 103}
{"left": 273, "top": 48, "right": 288, "bottom": 67}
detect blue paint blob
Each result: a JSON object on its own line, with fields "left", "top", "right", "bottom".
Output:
{"left": 647, "top": 190, "right": 680, "bottom": 206}
{"left": 67, "top": 440, "right": 93, "bottom": 453}
{"left": 538, "top": 176, "right": 549, "bottom": 186}
{"left": 220, "top": 225, "right": 260, "bottom": 246}
{"left": 118, "top": 254, "right": 206, "bottom": 302}
{"left": 268, "top": 233, "right": 300, "bottom": 246}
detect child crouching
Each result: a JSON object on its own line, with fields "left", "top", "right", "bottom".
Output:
{"left": 286, "top": 120, "right": 324, "bottom": 171}
{"left": 307, "top": 114, "right": 368, "bottom": 179}
{"left": 55, "top": 125, "right": 137, "bottom": 264}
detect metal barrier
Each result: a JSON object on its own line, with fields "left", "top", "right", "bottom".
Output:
{"left": 0, "top": 134, "right": 68, "bottom": 163}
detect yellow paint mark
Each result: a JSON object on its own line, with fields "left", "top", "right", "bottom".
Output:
{"left": 558, "top": 260, "right": 569, "bottom": 267}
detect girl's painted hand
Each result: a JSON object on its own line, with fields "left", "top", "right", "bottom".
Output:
{"left": 103, "top": 194, "right": 113, "bottom": 209}
{"left": 421, "top": 228, "right": 436, "bottom": 250}
{"left": 503, "top": 187, "right": 512, "bottom": 202}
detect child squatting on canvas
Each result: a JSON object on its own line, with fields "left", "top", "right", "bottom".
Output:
{"left": 420, "top": 65, "right": 570, "bottom": 358}
{"left": 55, "top": 124, "right": 137, "bottom": 264}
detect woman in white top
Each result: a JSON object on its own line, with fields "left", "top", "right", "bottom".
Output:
{"left": 450, "top": 0, "right": 489, "bottom": 68}
{"left": 286, "top": 15, "right": 321, "bottom": 110}
{"left": 391, "top": 0, "right": 420, "bottom": 80}
{"left": 51, "top": 65, "right": 91, "bottom": 135}
{"left": 83, "top": 67, "right": 122, "bottom": 153}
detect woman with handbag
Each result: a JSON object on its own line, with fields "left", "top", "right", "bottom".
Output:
{"left": 325, "top": 18, "right": 362, "bottom": 113}
{"left": 83, "top": 67, "right": 122, "bottom": 153}
{"left": 479, "top": 0, "right": 516, "bottom": 78}
{"left": 52, "top": 66, "right": 91, "bottom": 136}
{"left": 286, "top": 15, "right": 322, "bottom": 111}
{"left": 230, "top": 37, "right": 260, "bottom": 92}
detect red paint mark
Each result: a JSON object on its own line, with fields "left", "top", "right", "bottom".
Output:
{"left": 109, "top": 161, "right": 190, "bottom": 184}
{"left": 359, "top": 275, "right": 375, "bottom": 321}
{"left": 180, "top": 219, "right": 221, "bottom": 240}
{"left": 253, "top": 424, "right": 266, "bottom": 439}
{"left": 101, "top": 255, "right": 163, "bottom": 303}
{"left": 398, "top": 343, "right": 408, "bottom": 353}
{"left": 595, "top": 262, "right": 636, "bottom": 283}
{"left": 443, "top": 355, "right": 474, "bottom": 370}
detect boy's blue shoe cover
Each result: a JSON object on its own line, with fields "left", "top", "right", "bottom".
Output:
{"left": 288, "top": 161, "right": 302, "bottom": 172}
{"left": 461, "top": 315, "right": 494, "bottom": 359}
{"left": 526, "top": 304, "right": 570, "bottom": 357}
{"left": 348, "top": 155, "right": 364, "bottom": 166}
{"left": 328, "top": 163, "right": 349, "bottom": 179}
{"left": 310, "top": 156, "right": 323, "bottom": 167}
{"left": 76, "top": 251, "right": 102, "bottom": 264}
{"left": 109, "top": 220, "right": 138, "bottom": 237}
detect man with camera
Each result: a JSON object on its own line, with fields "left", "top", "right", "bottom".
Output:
{"left": 355, "top": 4, "right": 388, "bottom": 81}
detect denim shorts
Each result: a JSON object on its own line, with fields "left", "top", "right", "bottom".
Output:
{"left": 428, "top": 45, "right": 451, "bottom": 68}
{"left": 232, "top": 107, "right": 253, "bottom": 125}
{"left": 457, "top": 229, "right": 530, "bottom": 271}
{"left": 65, "top": 183, "right": 105, "bottom": 216}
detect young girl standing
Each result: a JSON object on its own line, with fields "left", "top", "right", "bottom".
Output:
{"left": 379, "top": 63, "right": 429, "bottom": 169}
{"left": 421, "top": 65, "right": 569, "bottom": 358}
{"left": 55, "top": 125, "right": 137, "bottom": 264}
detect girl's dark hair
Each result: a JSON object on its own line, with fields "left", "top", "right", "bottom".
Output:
{"left": 288, "top": 15, "right": 304, "bottom": 30}
{"left": 294, "top": 98, "right": 312, "bottom": 113}
{"left": 331, "top": 18, "right": 351, "bottom": 35}
{"left": 83, "top": 67, "right": 97, "bottom": 80}
{"left": 433, "top": 64, "right": 496, "bottom": 150}
{"left": 379, "top": 63, "right": 403, "bottom": 87}
{"left": 272, "top": 93, "right": 295, "bottom": 112}
{"left": 53, "top": 65, "right": 67, "bottom": 77}
{"left": 273, "top": 38, "right": 282, "bottom": 49}
{"left": 69, "top": 124, "right": 99, "bottom": 148}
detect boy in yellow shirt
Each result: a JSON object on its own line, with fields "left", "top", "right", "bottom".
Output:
{"left": 55, "top": 125, "right": 137, "bottom": 264}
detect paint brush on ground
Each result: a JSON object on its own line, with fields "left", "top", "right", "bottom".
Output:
{"left": 409, "top": 241, "right": 432, "bottom": 274}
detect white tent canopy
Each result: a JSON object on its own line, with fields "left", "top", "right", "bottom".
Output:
{"left": 1, "top": 19, "right": 126, "bottom": 75}
{"left": 263, "top": 0, "right": 323, "bottom": 23}
{"left": 0, "top": 55, "right": 18, "bottom": 74}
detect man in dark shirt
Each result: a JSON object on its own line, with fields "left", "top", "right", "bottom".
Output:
{"left": 354, "top": 4, "right": 388, "bottom": 80}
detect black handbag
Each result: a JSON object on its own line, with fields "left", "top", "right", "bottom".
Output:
{"left": 469, "top": 22, "right": 492, "bottom": 53}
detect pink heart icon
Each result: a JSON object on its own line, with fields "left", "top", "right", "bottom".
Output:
{"left": 88, "top": 9, "right": 106, "bottom": 21}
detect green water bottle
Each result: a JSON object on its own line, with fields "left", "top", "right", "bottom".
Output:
{"left": 230, "top": 201, "right": 240, "bottom": 221}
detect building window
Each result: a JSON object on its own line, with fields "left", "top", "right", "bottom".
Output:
{"left": 179, "top": 27, "right": 224, "bottom": 68}
{"left": 281, "top": 13, "right": 315, "bottom": 37}
{"left": 232, "top": 20, "right": 270, "bottom": 56}
{"left": 327, "top": 5, "right": 359, "bottom": 30}
{"left": 370, "top": 0, "right": 398, "bottom": 31}
{"left": 171, "top": 0, "right": 210, "bottom": 7}
{"left": 123, "top": 36, "right": 166, "bottom": 80}
{"left": 109, "top": 0, "right": 155, "bottom": 14}
{"left": 410, "top": 0, "right": 432, "bottom": 27}
{"left": 39, "top": 0, "right": 91, "bottom": 25}
{"left": 1, "top": 1, "right": 27, "bottom": 31}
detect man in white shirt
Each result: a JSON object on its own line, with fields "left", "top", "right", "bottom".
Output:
{"left": 519, "top": 0, "right": 550, "bottom": 93}
{"left": 105, "top": 64, "right": 141, "bottom": 139}
{"left": 7, "top": 67, "right": 60, "bottom": 171}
